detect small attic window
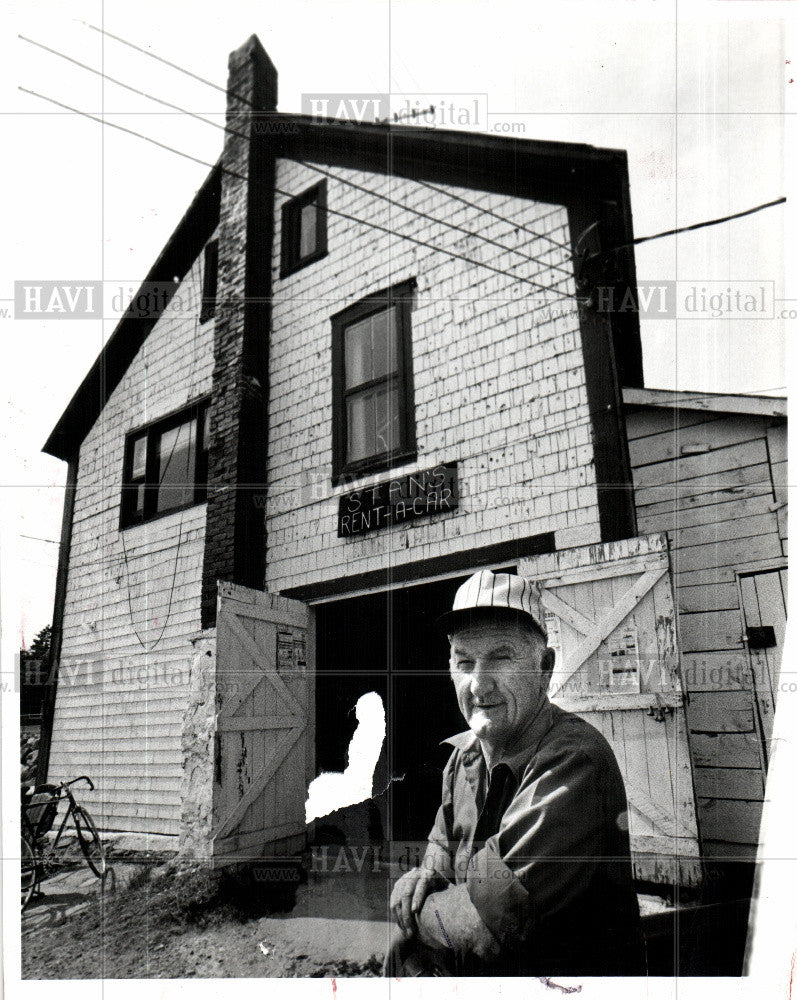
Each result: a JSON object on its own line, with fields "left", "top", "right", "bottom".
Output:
{"left": 280, "top": 180, "right": 327, "bottom": 277}
{"left": 199, "top": 239, "right": 218, "bottom": 323}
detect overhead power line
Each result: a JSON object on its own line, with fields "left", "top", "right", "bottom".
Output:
{"left": 68, "top": 23, "right": 589, "bottom": 263}
{"left": 20, "top": 86, "right": 580, "bottom": 302}
{"left": 597, "top": 197, "right": 787, "bottom": 260}
{"left": 294, "top": 160, "right": 574, "bottom": 280}
{"left": 277, "top": 185, "right": 578, "bottom": 299}
{"left": 413, "top": 178, "right": 572, "bottom": 255}
{"left": 68, "top": 25, "right": 786, "bottom": 262}
{"left": 19, "top": 86, "right": 235, "bottom": 174}
{"left": 20, "top": 34, "right": 232, "bottom": 139}
{"left": 78, "top": 20, "right": 230, "bottom": 97}
{"left": 24, "top": 33, "right": 577, "bottom": 274}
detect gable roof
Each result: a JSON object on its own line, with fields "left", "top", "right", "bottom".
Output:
{"left": 43, "top": 163, "right": 221, "bottom": 460}
{"left": 45, "top": 112, "right": 641, "bottom": 461}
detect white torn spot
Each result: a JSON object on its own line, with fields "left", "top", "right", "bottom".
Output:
{"left": 305, "top": 691, "right": 386, "bottom": 824}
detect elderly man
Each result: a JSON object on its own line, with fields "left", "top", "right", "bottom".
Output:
{"left": 389, "top": 569, "right": 644, "bottom": 977}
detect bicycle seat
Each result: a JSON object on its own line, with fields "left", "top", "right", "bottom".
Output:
{"left": 22, "top": 784, "right": 60, "bottom": 836}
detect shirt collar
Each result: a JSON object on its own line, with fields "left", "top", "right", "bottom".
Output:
{"left": 441, "top": 698, "right": 554, "bottom": 779}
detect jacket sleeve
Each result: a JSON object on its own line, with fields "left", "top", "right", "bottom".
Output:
{"left": 425, "top": 750, "right": 457, "bottom": 881}
{"left": 465, "top": 744, "right": 607, "bottom": 949}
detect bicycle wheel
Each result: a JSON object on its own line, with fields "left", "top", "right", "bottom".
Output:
{"left": 74, "top": 807, "right": 106, "bottom": 878}
{"left": 21, "top": 834, "right": 38, "bottom": 910}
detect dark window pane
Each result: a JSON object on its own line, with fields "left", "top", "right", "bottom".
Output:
{"left": 346, "top": 390, "right": 374, "bottom": 463}
{"left": 299, "top": 202, "right": 317, "bottom": 258}
{"left": 156, "top": 418, "right": 196, "bottom": 513}
{"left": 373, "top": 380, "right": 400, "bottom": 454}
{"left": 345, "top": 318, "right": 371, "bottom": 388}
{"left": 131, "top": 435, "right": 147, "bottom": 479}
{"left": 133, "top": 483, "right": 145, "bottom": 516}
{"left": 370, "top": 309, "right": 391, "bottom": 381}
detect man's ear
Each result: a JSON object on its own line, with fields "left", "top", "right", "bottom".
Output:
{"left": 541, "top": 646, "right": 556, "bottom": 676}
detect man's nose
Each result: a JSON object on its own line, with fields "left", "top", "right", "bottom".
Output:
{"left": 470, "top": 660, "right": 495, "bottom": 697}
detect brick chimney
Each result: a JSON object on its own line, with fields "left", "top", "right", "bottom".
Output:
{"left": 201, "top": 36, "right": 278, "bottom": 626}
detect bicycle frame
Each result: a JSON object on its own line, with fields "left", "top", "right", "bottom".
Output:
{"left": 21, "top": 775, "right": 105, "bottom": 908}
{"left": 22, "top": 776, "right": 95, "bottom": 855}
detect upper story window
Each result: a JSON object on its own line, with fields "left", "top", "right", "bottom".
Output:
{"left": 280, "top": 180, "right": 327, "bottom": 277}
{"left": 120, "top": 400, "right": 210, "bottom": 528}
{"left": 331, "top": 279, "right": 416, "bottom": 484}
{"left": 199, "top": 239, "right": 218, "bottom": 323}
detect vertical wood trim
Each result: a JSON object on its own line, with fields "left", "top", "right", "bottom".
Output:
{"left": 568, "top": 194, "right": 639, "bottom": 544}
{"left": 37, "top": 458, "right": 78, "bottom": 784}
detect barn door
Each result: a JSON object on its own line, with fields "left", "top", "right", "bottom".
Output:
{"left": 740, "top": 568, "right": 787, "bottom": 764}
{"left": 518, "top": 534, "right": 702, "bottom": 886}
{"left": 212, "top": 582, "right": 314, "bottom": 862}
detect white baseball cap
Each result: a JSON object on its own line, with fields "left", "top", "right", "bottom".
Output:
{"left": 436, "top": 568, "right": 547, "bottom": 640}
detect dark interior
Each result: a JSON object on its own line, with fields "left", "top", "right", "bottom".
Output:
{"left": 314, "top": 568, "right": 516, "bottom": 842}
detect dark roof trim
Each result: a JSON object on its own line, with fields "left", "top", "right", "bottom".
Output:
{"left": 45, "top": 113, "right": 640, "bottom": 462}
{"left": 623, "top": 386, "right": 787, "bottom": 419}
{"left": 269, "top": 114, "right": 629, "bottom": 209}
{"left": 43, "top": 163, "right": 221, "bottom": 460}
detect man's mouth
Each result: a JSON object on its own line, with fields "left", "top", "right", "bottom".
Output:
{"left": 472, "top": 702, "right": 502, "bottom": 711}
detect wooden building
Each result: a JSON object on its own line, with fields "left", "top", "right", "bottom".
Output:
{"left": 37, "top": 34, "right": 786, "bottom": 883}
{"left": 623, "top": 387, "right": 787, "bottom": 861}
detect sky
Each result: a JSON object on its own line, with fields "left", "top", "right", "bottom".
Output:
{"left": 1, "top": 0, "right": 792, "bottom": 645}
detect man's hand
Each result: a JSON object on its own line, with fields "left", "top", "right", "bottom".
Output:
{"left": 390, "top": 866, "right": 447, "bottom": 937}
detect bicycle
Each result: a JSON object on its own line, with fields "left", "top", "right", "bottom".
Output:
{"left": 21, "top": 775, "right": 107, "bottom": 909}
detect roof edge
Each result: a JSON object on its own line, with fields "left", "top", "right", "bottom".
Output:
{"left": 43, "top": 162, "right": 222, "bottom": 461}
{"left": 622, "top": 385, "right": 786, "bottom": 419}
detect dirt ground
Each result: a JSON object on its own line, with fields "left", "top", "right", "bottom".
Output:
{"left": 22, "top": 856, "right": 394, "bottom": 979}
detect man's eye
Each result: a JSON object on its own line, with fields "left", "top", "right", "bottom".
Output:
{"left": 457, "top": 660, "right": 474, "bottom": 670}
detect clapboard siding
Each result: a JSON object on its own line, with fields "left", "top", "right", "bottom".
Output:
{"left": 633, "top": 463, "right": 772, "bottom": 509}
{"left": 47, "top": 244, "right": 215, "bottom": 835}
{"left": 625, "top": 403, "right": 786, "bottom": 849}
{"left": 681, "top": 651, "right": 751, "bottom": 692}
{"left": 693, "top": 767, "right": 765, "bottom": 801}
{"left": 677, "top": 583, "right": 741, "bottom": 613}
{"left": 628, "top": 416, "right": 765, "bottom": 468}
{"left": 638, "top": 495, "right": 776, "bottom": 535}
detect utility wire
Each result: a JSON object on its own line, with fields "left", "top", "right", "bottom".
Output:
{"left": 72, "top": 22, "right": 581, "bottom": 261}
{"left": 284, "top": 188, "right": 579, "bottom": 300}
{"left": 19, "top": 86, "right": 237, "bottom": 176}
{"left": 78, "top": 19, "right": 230, "bottom": 98}
{"left": 23, "top": 72, "right": 787, "bottom": 296}
{"left": 294, "top": 160, "right": 575, "bottom": 280}
{"left": 20, "top": 34, "right": 233, "bottom": 140}
{"left": 24, "top": 33, "right": 576, "bottom": 279}
{"left": 70, "top": 24, "right": 785, "bottom": 265}
{"left": 593, "top": 197, "right": 787, "bottom": 261}
{"left": 413, "top": 177, "right": 573, "bottom": 255}
{"left": 20, "top": 86, "right": 582, "bottom": 303}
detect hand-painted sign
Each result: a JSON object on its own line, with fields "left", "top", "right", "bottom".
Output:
{"left": 337, "top": 462, "right": 458, "bottom": 537}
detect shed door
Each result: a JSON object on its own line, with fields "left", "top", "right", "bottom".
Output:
{"left": 740, "top": 568, "right": 787, "bottom": 764}
{"left": 519, "top": 534, "right": 702, "bottom": 886}
{"left": 212, "top": 582, "right": 314, "bottom": 862}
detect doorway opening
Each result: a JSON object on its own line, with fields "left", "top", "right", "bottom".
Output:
{"left": 313, "top": 567, "right": 515, "bottom": 843}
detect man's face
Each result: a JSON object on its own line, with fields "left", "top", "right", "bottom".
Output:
{"left": 449, "top": 622, "right": 553, "bottom": 751}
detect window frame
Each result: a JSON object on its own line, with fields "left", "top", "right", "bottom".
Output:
{"left": 331, "top": 278, "right": 417, "bottom": 485}
{"left": 199, "top": 239, "right": 218, "bottom": 324}
{"left": 280, "top": 180, "right": 328, "bottom": 278}
{"left": 119, "top": 398, "right": 211, "bottom": 530}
